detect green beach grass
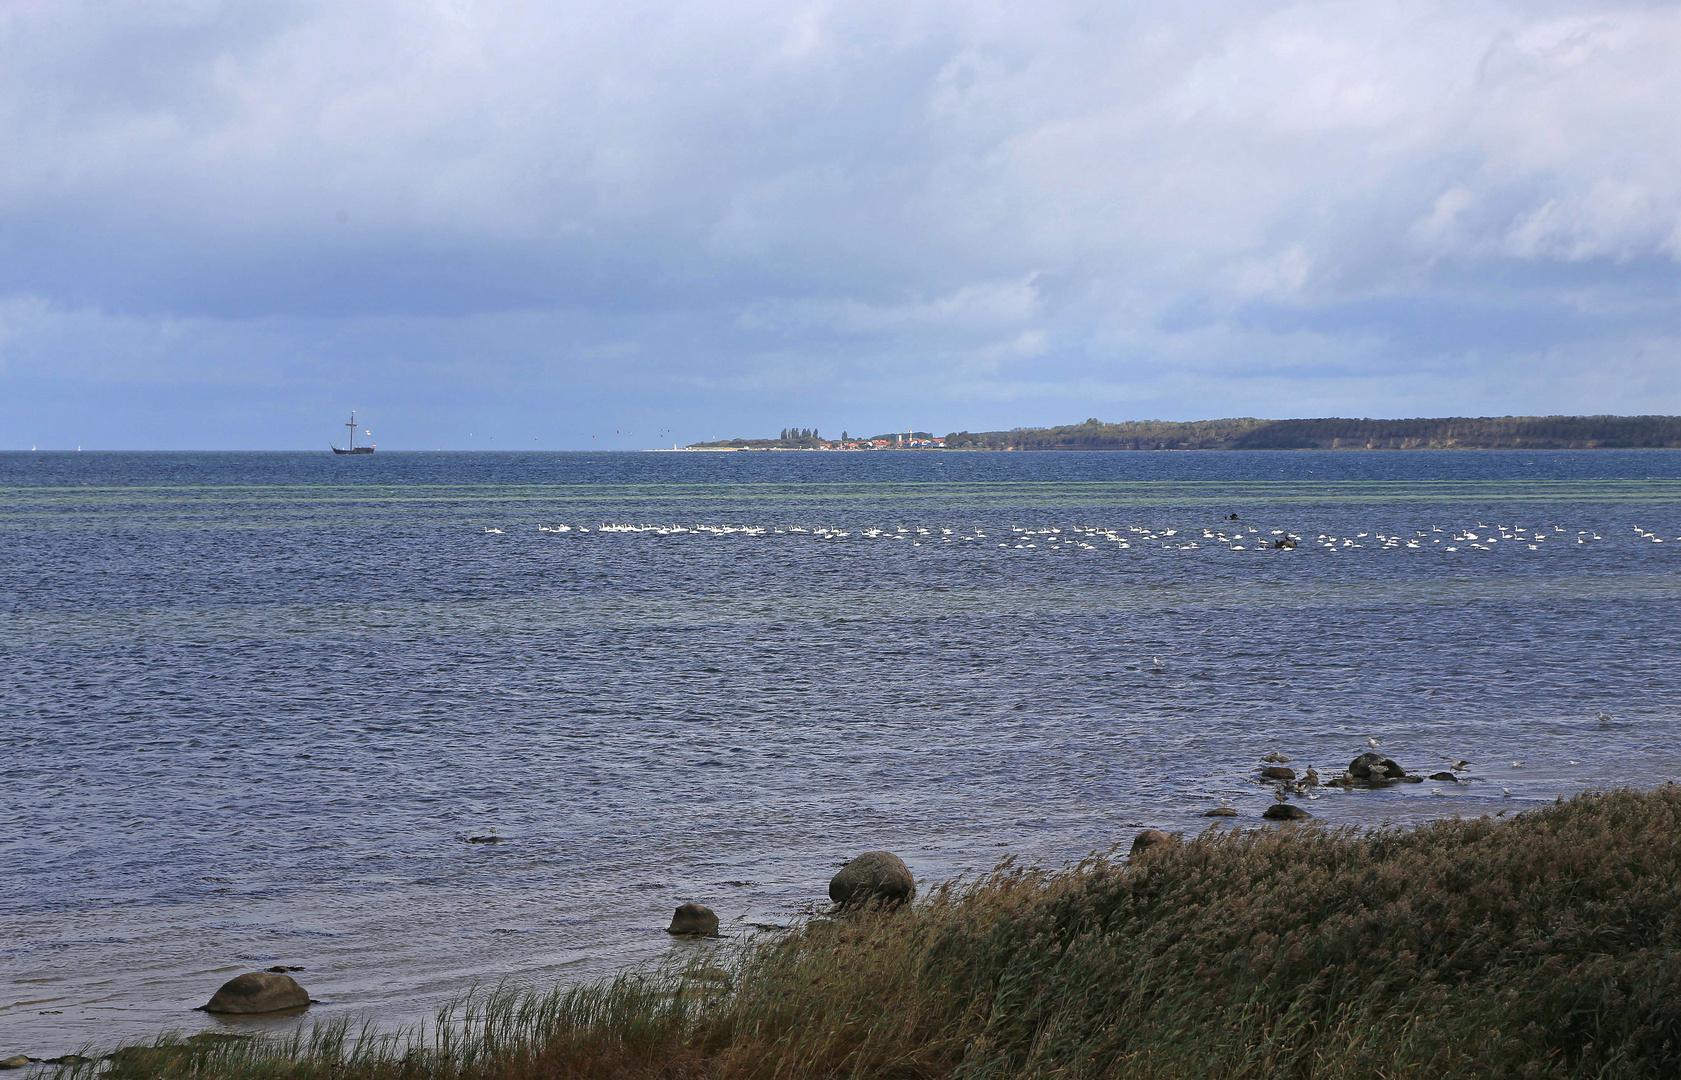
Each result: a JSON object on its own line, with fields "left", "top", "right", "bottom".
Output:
{"left": 82, "top": 786, "right": 1681, "bottom": 1080}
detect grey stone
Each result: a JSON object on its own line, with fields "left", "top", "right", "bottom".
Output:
{"left": 667, "top": 902, "right": 720, "bottom": 937}
{"left": 828, "top": 851, "right": 915, "bottom": 907}
{"left": 1429, "top": 772, "right": 1458, "bottom": 782}
{"left": 1262, "top": 803, "right": 1311, "bottom": 821}
{"left": 1203, "top": 807, "right": 1239, "bottom": 817}
{"left": 1349, "top": 752, "right": 1406, "bottom": 781}
{"left": 201, "top": 971, "right": 310, "bottom": 1015}
{"left": 1260, "top": 766, "right": 1296, "bottom": 780}
{"left": 0, "top": 1056, "right": 31, "bottom": 1070}
{"left": 1130, "top": 829, "right": 1174, "bottom": 856}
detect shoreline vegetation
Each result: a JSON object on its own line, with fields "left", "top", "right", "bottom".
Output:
{"left": 84, "top": 786, "right": 1681, "bottom": 1079}
{"left": 686, "top": 414, "right": 1681, "bottom": 451}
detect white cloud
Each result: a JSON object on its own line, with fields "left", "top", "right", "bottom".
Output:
{"left": 739, "top": 276, "right": 1041, "bottom": 333}
{"left": 1230, "top": 246, "right": 1312, "bottom": 299}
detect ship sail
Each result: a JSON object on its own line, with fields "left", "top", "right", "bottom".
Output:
{"left": 332, "top": 411, "right": 375, "bottom": 454}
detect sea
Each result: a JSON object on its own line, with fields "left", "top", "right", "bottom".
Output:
{"left": 3, "top": 448, "right": 1680, "bottom": 1056}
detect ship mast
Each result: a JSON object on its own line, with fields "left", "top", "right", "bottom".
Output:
{"left": 346, "top": 411, "right": 358, "bottom": 451}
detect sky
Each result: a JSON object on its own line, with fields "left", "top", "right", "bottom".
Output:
{"left": 2, "top": 0, "right": 1680, "bottom": 449}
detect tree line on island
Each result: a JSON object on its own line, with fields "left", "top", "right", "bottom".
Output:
{"left": 693, "top": 415, "right": 1681, "bottom": 450}
{"left": 698, "top": 428, "right": 938, "bottom": 448}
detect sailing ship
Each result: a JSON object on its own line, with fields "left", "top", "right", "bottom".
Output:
{"left": 332, "top": 411, "right": 375, "bottom": 454}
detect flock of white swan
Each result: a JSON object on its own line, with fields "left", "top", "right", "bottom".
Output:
{"left": 482, "top": 520, "right": 1677, "bottom": 553}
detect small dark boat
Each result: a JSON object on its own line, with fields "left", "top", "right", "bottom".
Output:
{"left": 332, "top": 411, "right": 375, "bottom": 454}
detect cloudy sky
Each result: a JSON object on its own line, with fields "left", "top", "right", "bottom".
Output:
{"left": 2, "top": 0, "right": 1679, "bottom": 449}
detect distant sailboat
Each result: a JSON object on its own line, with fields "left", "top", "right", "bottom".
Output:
{"left": 332, "top": 411, "right": 375, "bottom": 454}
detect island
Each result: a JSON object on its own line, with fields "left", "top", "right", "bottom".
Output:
{"left": 687, "top": 415, "right": 1681, "bottom": 450}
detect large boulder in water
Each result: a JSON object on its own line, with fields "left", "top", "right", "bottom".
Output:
{"left": 1263, "top": 803, "right": 1311, "bottom": 821}
{"left": 829, "top": 851, "right": 915, "bottom": 907}
{"left": 1130, "top": 829, "right": 1174, "bottom": 856}
{"left": 201, "top": 971, "right": 309, "bottom": 1015}
{"left": 667, "top": 902, "right": 720, "bottom": 937}
{"left": 1349, "top": 753, "right": 1406, "bottom": 781}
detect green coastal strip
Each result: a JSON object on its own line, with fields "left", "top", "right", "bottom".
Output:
{"left": 6, "top": 478, "right": 1681, "bottom": 530}
{"left": 6, "top": 479, "right": 1681, "bottom": 503}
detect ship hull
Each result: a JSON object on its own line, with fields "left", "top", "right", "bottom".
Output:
{"left": 332, "top": 446, "right": 375, "bottom": 454}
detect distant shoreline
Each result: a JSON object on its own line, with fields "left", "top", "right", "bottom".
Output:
{"left": 689, "top": 414, "right": 1681, "bottom": 452}
{"left": 657, "top": 444, "right": 1681, "bottom": 452}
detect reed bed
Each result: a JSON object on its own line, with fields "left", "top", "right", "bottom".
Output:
{"left": 86, "top": 787, "right": 1681, "bottom": 1080}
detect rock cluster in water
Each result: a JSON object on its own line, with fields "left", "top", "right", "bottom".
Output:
{"left": 1206, "top": 746, "right": 1488, "bottom": 824}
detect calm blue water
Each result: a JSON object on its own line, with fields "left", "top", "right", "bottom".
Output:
{"left": 4, "top": 449, "right": 1681, "bottom": 1055}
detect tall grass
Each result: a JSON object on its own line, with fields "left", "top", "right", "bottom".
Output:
{"left": 88, "top": 787, "right": 1681, "bottom": 1080}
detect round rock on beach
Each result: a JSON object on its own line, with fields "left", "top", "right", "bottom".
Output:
{"left": 829, "top": 851, "right": 916, "bottom": 907}
{"left": 200, "top": 972, "right": 310, "bottom": 1015}
{"left": 667, "top": 902, "right": 720, "bottom": 937}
